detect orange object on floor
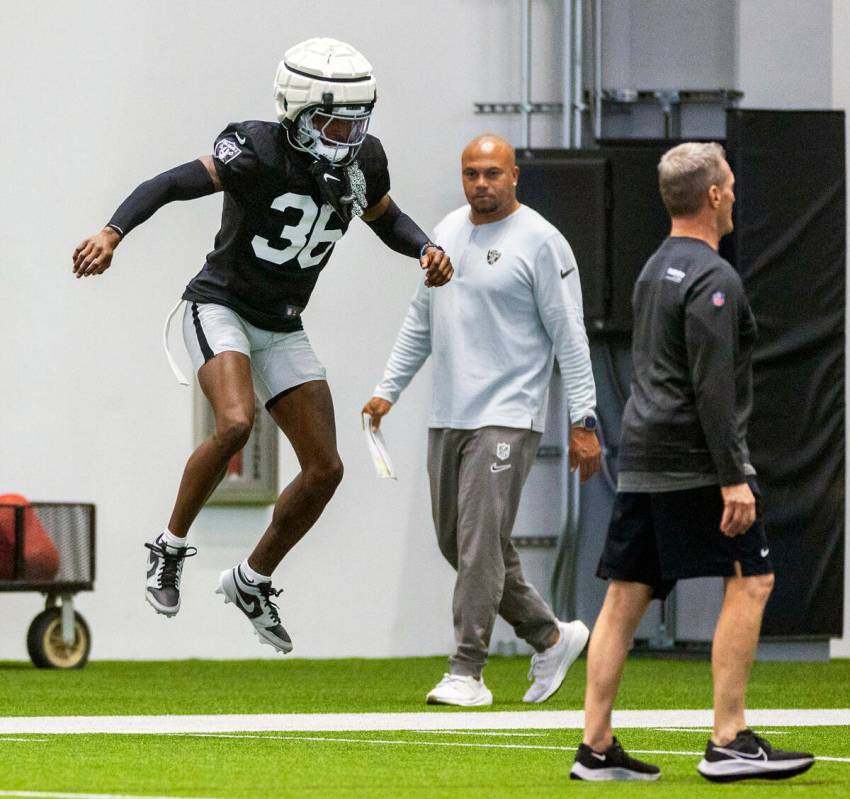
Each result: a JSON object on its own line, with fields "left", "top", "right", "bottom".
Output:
{"left": 0, "top": 494, "right": 61, "bottom": 581}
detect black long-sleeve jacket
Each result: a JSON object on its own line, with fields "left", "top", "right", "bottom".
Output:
{"left": 618, "top": 236, "right": 757, "bottom": 486}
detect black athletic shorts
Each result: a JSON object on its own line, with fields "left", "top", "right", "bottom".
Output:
{"left": 596, "top": 478, "right": 773, "bottom": 600}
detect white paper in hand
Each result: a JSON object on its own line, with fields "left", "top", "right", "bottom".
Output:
{"left": 362, "top": 413, "right": 397, "bottom": 480}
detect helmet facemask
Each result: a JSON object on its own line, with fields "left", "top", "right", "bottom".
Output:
{"left": 291, "top": 103, "right": 372, "bottom": 165}
{"left": 275, "top": 38, "right": 377, "bottom": 165}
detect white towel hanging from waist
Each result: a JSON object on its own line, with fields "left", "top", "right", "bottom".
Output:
{"left": 162, "top": 299, "right": 190, "bottom": 386}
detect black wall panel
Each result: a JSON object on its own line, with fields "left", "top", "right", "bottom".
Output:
{"left": 726, "top": 109, "right": 845, "bottom": 637}
{"left": 518, "top": 146, "right": 670, "bottom": 333}
{"left": 516, "top": 157, "right": 609, "bottom": 322}
{"left": 524, "top": 113, "right": 845, "bottom": 639}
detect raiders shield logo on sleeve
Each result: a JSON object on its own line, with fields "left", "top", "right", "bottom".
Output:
{"left": 487, "top": 249, "right": 502, "bottom": 265}
{"left": 214, "top": 138, "right": 242, "bottom": 164}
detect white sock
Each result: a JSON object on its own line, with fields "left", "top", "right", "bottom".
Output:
{"left": 161, "top": 529, "right": 187, "bottom": 551}
{"left": 240, "top": 559, "right": 270, "bottom": 584}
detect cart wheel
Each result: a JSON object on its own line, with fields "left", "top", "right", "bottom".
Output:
{"left": 26, "top": 608, "right": 91, "bottom": 669}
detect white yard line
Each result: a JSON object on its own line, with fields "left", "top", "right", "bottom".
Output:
{"left": 187, "top": 732, "right": 642, "bottom": 753}
{"left": 653, "top": 728, "right": 789, "bottom": 734}
{"left": 418, "top": 730, "right": 545, "bottom": 737}
{"left": 185, "top": 733, "right": 850, "bottom": 763}
{"left": 0, "top": 708, "right": 846, "bottom": 735}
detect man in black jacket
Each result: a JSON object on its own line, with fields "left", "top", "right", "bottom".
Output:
{"left": 570, "top": 143, "right": 814, "bottom": 783}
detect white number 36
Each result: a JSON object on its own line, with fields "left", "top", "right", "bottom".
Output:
{"left": 251, "top": 192, "right": 342, "bottom": 269}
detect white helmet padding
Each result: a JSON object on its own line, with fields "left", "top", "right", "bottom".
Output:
{"left": 274, "top": 38, "right": 377, "bottom": 164}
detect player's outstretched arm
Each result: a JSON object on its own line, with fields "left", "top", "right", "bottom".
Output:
{"left": 362, "top": 194, "right": 454, "bottom": 287}
{"left": 72, "top": 157, "right": 221, "bottom": 279}
{"left": 72, "top": 226, "right": 122, "bottom": 278}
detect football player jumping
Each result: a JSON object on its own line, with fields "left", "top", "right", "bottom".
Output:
{"left": 72, "top": 38, "right": 453, "bottom": 653}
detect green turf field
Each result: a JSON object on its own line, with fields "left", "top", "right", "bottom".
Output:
{"left": 1, "top": 727, "right": 847, "bottom": 798}
{"left": 0, "top": 657, "right": 847, "bottom": 798}
{"left": 2, "top": 656, "right": 849, "bottom": 715}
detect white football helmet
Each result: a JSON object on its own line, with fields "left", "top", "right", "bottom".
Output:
{"left": 275, "top": 37, "right": 377, "bottom": 164}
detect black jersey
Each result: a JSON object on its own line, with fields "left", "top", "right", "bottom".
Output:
{"left": 183, "top": 120, "right": 391, "bottom": 331}
{"left": 619, "top": 237, "right": 757, "bottom": 485}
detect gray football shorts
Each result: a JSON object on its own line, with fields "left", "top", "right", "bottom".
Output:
{"left": 182, "top": 302, "right": 327, "bottom": 408}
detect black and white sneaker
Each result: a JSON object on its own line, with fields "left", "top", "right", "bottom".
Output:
{"left": 698, "top": 729, "right": 814, "bottom": 782}
{"left": 570, "top": 738, "right": 661, "bottom": 781}
{"left": 144, "top": 535, "right": 197, "bottom": 616}
{"left": 215, "top": 565, "right": 293, "bottom": 654}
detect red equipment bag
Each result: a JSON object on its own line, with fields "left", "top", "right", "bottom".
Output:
{"left": 0, "top": 494, "right": 61, "bottom": 581}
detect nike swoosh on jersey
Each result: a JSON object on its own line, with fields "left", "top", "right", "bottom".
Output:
{"left": 490, "top": 463, "right": 512, "bottom": 473}
{"left": 323, "top": 173, "right": 341, "bottom": 183}
{"left": 760, "top": 548, "right": 770, "bottom": 557}
{"left": 560, "top": 267, "right": 575, "bottom": 279}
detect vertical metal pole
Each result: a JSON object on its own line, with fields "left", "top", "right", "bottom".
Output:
{"left": 61, "top": 594, "right": 76, "bottom": 646}
{"left": 13, "top": 505, "right": 25, "bottom": 580}
{"left": 593, "top": 0, "right": 603, "bottom": 141}
{"left": 572, "top": 0, "right": 584, "bottom": 147}
{"left": 562, "top": 0, "right": 574, "bottom": 147}
{"left": 520, "top": 0, "right": 532, "bottom": 150}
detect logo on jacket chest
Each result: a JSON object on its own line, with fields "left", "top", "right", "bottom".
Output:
{"left": 486, "top": 249, "right": 502, "bottom": 265}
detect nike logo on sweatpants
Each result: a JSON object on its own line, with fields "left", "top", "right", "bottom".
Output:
{"left": 490, "top": 463, "right": 512, "bottom": 473}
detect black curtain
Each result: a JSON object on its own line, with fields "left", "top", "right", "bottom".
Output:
{"left": 726, "top": 110, "right": 845, "bottom": 636}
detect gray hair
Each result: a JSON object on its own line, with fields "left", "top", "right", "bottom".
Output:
{"left": 657, "top": 142, "right": 727, "bottom": 217}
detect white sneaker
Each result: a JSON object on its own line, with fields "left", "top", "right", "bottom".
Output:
{"left": 215, "top": 565, "right": 293, "bottom": 654}
{"left": 426, "top": 673, "right": 493, "bottom": 707}
{"left": 523, "top": 619, "right": 589, "bottom": 703}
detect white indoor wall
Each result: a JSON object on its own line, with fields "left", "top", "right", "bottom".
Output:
{"left": 2, "top": 0, "right": 848, "bottom": 662}
{"left": 0, "top": 0, "right": 568, "bottom": 660}
{"left": 601, "top": 0, "right": 737, "bottom": 89}
{"left": 737, "top": 0, "right": 833, "bottom": 108}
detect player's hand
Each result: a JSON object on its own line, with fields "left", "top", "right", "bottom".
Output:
{"left": 719, "top": 483, "right": 756, "bottom": 537}
{"left": 73, "top": 227, "right": 121, "bottom": 279}
{"left": 420, "top": 246, "right": 453, "bottom": 287}
{"left": 362, "top": 396, "right": 392, "bottom": 431}
{"left": 569, "top": 428, "right": 601, "bottom": 482}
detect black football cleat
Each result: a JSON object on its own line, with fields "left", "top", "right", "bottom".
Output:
{"left": 145, "top": 534, "right": 197, "bottom": 616}
{"left": 216, "top": 565, "right": 293, "bottom": 654}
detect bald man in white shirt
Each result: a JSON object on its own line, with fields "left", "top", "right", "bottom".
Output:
{"left": 363, "top": 134, "right": 600, "bottom": 706}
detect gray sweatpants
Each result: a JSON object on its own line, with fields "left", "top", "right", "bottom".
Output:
{"left": 428, "top": 426, "right": 559, "bottom": 677}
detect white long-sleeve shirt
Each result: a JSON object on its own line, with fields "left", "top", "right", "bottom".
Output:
{"left": 374, "top": 204, "right": 596, "bottom": 431}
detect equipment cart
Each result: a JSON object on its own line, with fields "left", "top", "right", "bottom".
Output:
{"left": 0, "top": 501, "right": 95, "bottom": 668}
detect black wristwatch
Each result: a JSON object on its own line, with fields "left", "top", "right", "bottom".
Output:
{"left": 572, "top": 413, "right": 598, "bottom": 431}
{"left": 419, "top": 241, "right": 443, "bottom": 258}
